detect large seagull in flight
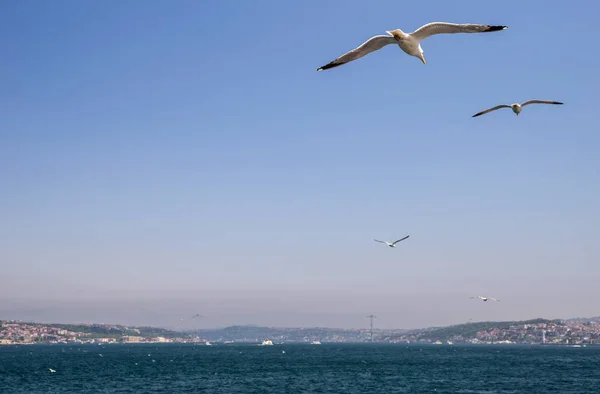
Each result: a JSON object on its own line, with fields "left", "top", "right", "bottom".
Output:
{"left": 472, "top": 100, "right": 563, "bottom": 117}
{"left": 374, "top": 235, "right": 410, "bottom": 248}
{"left": 317, "top": 22, "right": 507, "bottom": 70}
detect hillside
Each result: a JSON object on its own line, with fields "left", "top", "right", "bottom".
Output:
{"left": 382, "top": 318, "right": 588, "bottom": 344}
{"left": 20, "top": 322, "right": 182, "bottom": 339}
{"left": 413, "top": 319, "right": 560, "bottom": 341}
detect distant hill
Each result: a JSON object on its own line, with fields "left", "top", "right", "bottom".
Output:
{"left": 194, "top": 325, "right": 374, "bottom": 342}
{"left": 389, "top": 318, "right": 562, "bottom": 342}
{"left": 16, "top": 322, "right": 183, "bottom": 339}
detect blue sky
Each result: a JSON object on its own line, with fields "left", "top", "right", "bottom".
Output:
{"left": 1, "top": 0, "right": 599, "bottom": 329}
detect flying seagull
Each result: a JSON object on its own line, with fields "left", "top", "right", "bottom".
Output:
{"left": 470, "top": 296, "right": 500, "bottom": 302}
{"left": 191, "top": 314, "right": 203, "bottom": 319}
{"left": 48, "top": 368, "right": 56, "bottom": 373}
{"left": 472, "top": 100, "right": 563, "bottom": 117}
{"left": 374, "top": 235, "right": 410, "bottom": 248}
{"left": 317, "top": 22, "right": 507, "bottom": 70}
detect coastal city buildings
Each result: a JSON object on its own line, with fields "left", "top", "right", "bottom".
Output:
{"left": 0, "top": 321, "right": 185, "bottom": 345}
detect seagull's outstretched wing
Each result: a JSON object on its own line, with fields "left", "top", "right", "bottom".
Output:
{"left": 391, "top": 235, "right": 410, "bottom": 245}
{"left": 410, "top": 22, "right": 508, "bottom": 41}
{"left": 373, "top": 239, "right": 387, "bottom": 244}
{"left": 472, "top": 104, "right": 511, "bottom": 118}
{"left": 489, "top": 297, "right": 500, "bottom": 302}
{"left": 317, "top": 35, "right": 397, "bottom": 71}
{"left": 521, "top": 100, "right": 563, "bottom": 107}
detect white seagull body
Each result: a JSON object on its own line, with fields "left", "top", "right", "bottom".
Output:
{"left": 472, "top": 100, "right": 563, "bottom": 117}
{"left": 470, "top": 296, "right": 500, "bottom": 302}
{"left": 48, "top": 368, "right": 56, "bottom": 373}
{"left": 317, "top": 22, "right": 507, "bottom": 70}
{"left": 374, "top": 235, "right": 410, "bottom": 248}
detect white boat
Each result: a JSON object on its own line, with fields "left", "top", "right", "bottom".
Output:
{"left": 261, "top": 339, "right": 273, "bottom": 346}
{"left": 311, "top": 341, "right": 322, "bottom": 345}
{"left": 205, "top": 341, "right": 212, "bottom": 346}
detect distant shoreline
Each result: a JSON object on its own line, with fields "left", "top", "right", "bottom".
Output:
{"left": 2, "top": 318, "right": 599, "bottom": 346}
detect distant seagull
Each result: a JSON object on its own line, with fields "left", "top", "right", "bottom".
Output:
{"left": 472, "top": 100, "right": 563, "bottom": 117}
{"left": 48, "top": 368, "right": 56, "bottom": 373}
{"left": 470, "top": 296, "right": 500, "bottom": 302}
{"left": 374, "top": 235, "right": 409, "bottom": 248}
{"left": 191, "top": 314, "right": 203, "bottom": 319}
{"left": 317, "top": 22, "right": 507, "bottom": 70}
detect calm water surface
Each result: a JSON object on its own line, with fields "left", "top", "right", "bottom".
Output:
{"left": 1, "top": 343, "right": 599, "bottom": 393}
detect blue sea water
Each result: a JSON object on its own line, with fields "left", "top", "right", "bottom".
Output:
{"left": 1, "top": 343, "right": 599, "bottom": 393}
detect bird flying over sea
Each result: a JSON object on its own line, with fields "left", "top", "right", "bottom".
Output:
{"left": 191, "top": 314, "right": 203, "bottom": 319}
{"left": 472, "top": 100, "right": 563, "bottom": 117}
{"left": 470, "top": 296, "right": 500, "bottom": 302}
{"left": 48, "top": 368, "right": 56, "bottom": 373}
{"left": 317, "top": 22, "right": 507, "bottom": 70}
{"left": 374, "top": 235, "right": 410, "bottom": 248}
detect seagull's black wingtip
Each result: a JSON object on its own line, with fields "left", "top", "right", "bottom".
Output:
{"left": 487, "top": 25, "right": 508, "bottom": 32}
{"left": 316, "top": 62, "right": 343, "bottom": 71}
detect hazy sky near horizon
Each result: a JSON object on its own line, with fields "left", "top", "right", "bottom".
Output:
{"left": 1, "top": 1, "right": 599, "bottom": 330}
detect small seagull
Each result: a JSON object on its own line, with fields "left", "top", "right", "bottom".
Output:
{"left": 191, "top": 314, "right": 203, "bottom": 319}
{"left": 48, "top": 368, "right": 56, "bottom": 373}
{"left": 317, "top": 22, "right": 507, "bottom": 70}
{"left": 470, "top": 296, "right": 500, "bottom": 302}
{"left": 374, "top": 235, "right": 410, "bottom": 248}
{"left": 472, "top": 100, "right": 563, "bottom": 117}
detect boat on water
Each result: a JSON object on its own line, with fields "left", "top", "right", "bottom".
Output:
{"left": 205, "top": 341, "right": 212, "bottom": 346}
{"left": 261, "top": 339, "right": 273, "bottom": 346}
{"left": 311, "top": 341, "right": 322, "bottom": 345}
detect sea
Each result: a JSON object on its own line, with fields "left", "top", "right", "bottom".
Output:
{"left": 1, "top": 343, "right": 599, "bottom": 393}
